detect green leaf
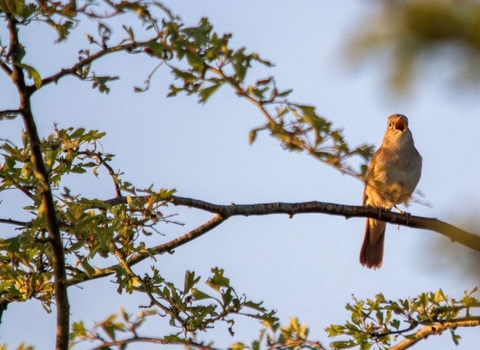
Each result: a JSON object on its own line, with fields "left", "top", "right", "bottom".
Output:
{"left": 79, "top": 258, "right": 96, "bottom": 278}
{"left": 243, "top": 300, "right": 267, "bottom": 313}
{"left": 183, "top": 270, "right": 200, "bottom": 293}
{"left": 70, "top": 127, "right": 86, "bottom": 139}
{"left": 16, "top": 63, "right": 42, "bottom": 88}
{"left": 206, "top": 267, "right": 230, "bottom": 291}
{"left": 70, "top": 166, "right": 87, "bottom": 174}
{"left": 390, "top": 319, "right": 400, "bottom": 330}
{"left": 248, "top": 129, "right": 257, "bottom": 145}
{"left": 450, "top": 329, "right": 461, "bottom": 345}
{"left": 329, "top": 340, "right": 358, "bottom": 349}
{"left": 71, "top": 321, "right": 88, "bottom": 340}
{"left": 198, "top": 83, "right": 222, "bottom": 104}
{"left": 277, "top": 88, "right": 293, "bottom": 97}
{"left": 191, "top": 288, "right": 212, "bottom": 300}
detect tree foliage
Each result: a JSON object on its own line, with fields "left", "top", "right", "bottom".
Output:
{"left": 350, "top": 0, "right": 480, "bottom": 91}
{"left": 0, "top": 1, "right": 479, "bottom": 350}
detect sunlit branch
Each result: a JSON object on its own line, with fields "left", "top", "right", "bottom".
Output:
{"left": 390, "top": 317, "right": 480, "bottom": 350}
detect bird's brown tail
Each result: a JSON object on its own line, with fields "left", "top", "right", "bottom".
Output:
{"left": 359, "top": 218, "right": 386, "bottom": 269}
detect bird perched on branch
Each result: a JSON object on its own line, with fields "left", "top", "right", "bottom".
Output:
{"left": 360, "top": 114, "right": 422, "bottom": 269}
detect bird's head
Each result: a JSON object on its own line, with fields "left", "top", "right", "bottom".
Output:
{"left": 388, "top": 114, "right": 408, "bottom": 133}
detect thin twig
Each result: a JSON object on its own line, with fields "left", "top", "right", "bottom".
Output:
{"left": 93, "top": 337, "right": 219, "bottom": 350}
{"left": 0, "top": 175, "right": 35, "bottom": 200}
{"left": 79, "top": 151, "right": 122, "bottom": 198}
{"left": 36, "top": 40, "right": 153, "bottom": 93}
{"left": 207, "top": 65, "right": 277, "bottom": 125}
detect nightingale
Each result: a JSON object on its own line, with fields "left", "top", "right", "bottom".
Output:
{"left": 360, "top": 114, "right": 422, "bottom": 269}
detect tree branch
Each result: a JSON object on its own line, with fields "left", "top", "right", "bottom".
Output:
{"left": 133, "top": 213, "right": 225, "bottom": 262}
{"left": 0, "top": 174, "right": 36, "bottom": 200}
{"left": 108, "top": 195, "right": 480, "bottom": 253}
{"left": 0, "top": 108, "right": 21, "bottom": 118}
{"left": 207, "top": 65, "right": 277, "bottom": 125}
{"left": 7, "top": 15, "right": 70, "bottom": 350}
{"left": 0, "top": 218, "right": 28, "bottom": 226}
{"left": 35, "top": 40, "right": 151, "bottom": 93}
{"left": 0, "top": 298, "right": 9, "bottom": 328}
{"left": 390, "top": 317, "right": 480, "bottom": 350}
{"left": 68, "top": 195, "right": 480, "bottom": 289}
{"left": 93, "top": 336, "right": 218, "bottom": 350}
{"left": 0, "top": 59, "right": 12, "bottom": 77}
{"left": 66, "top": 214, "right": 225, "bottom": 286}
{"left": 78, "top": 151, "right": 122, "bottom": 197}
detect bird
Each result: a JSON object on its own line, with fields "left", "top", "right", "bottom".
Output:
{"left": 359, "top": 114, "right": 422, "bottom": 269}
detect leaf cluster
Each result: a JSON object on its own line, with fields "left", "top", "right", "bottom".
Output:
{"left": 326, "top": 288, "right": 480, "bottom": 349}
{"left": 1, "top": 0, "right": 373, "bottom": 177}
{"left": 70, "top": 268, "right": 277, "bottom": 348}
{"left": 0, "top": 125, "right": 173, "bottom": 301}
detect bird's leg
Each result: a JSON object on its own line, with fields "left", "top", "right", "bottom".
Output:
{"left": 393, "top": 205, "right": 403, "bottom": 213}
{"left": 393, "top": 205, "right": 411, "bottom": 225}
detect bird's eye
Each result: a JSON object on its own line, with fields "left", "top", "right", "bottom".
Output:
{"left": 388, "top": 122, "right": 393, "bottom": 128}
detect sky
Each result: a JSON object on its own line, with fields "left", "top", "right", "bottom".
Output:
{"left": 1, "top": 1, "right": 480, "bottom": 349}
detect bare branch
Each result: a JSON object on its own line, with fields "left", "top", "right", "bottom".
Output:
{"left": 0, "top": 109, "right": 20, "bottom": 116}
{"left": 108, "top": 195, "right": 480, "bottom": 253}
{"left": 390, "top": 317, "right": 480, "bottom": 350}
{"left": 0, "top": 218, "right": 28, "bottom": 226}
{"left": 170, "top": 196, "right": 480, "bottom": 252}
{"left": 68, "top": 194, "right": 480, "bottom": 290}
{"left": 136, "top": 213, "right": 224, "bottom": 260}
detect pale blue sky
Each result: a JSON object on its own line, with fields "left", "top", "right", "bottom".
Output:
{"left": 1, "top": 1, "right": 480, "bottom": 349}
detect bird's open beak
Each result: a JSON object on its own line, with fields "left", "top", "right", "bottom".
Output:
{"left": 394, "top": 117, "right": 406, "bottom": 132}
